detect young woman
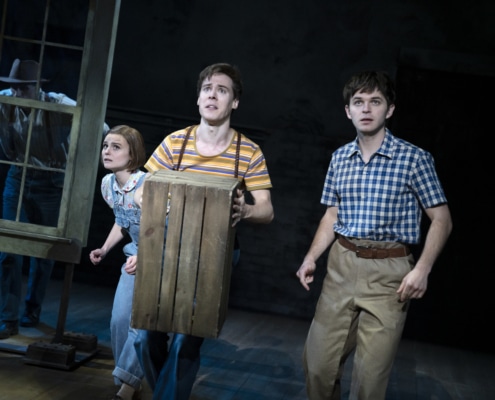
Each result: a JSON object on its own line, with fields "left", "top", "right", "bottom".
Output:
{"left": 89, "top": 125, "right": 147, "bottom": 400}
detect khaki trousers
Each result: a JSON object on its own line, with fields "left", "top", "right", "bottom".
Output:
{"left": 303, "top": 239, "right": 414, "bottom": 400}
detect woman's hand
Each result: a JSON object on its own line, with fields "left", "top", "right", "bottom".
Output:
{"left": 124, "top": 255, "right": 138, "bottom": 275}
{"left": 89, "top": 248, "right": 106, "bottom": 265}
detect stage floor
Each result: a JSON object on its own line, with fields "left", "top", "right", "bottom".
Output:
{"left": 0, "top": 276, "right": 494, "bottom": 400}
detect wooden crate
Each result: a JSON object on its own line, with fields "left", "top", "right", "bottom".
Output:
{"left": 132, "top": 170, "right": 240, "bottom": 338}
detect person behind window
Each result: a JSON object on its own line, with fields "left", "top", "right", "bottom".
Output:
{"left": 89, "top": 125, "right": 147, "bottom": 400}
{"left": 0, "top": 58, "right": 76, "bottom": 338}
{"left": 133, "top": 62, "right": 274, "bottom": 400}
{"left": 0, "top": 58, "right": 108, "bottom": 339}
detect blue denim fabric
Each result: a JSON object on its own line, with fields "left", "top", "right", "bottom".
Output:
{"left": 108, "top": 173, "right": 146, "bottom": 389}
{"left": 134, "top": 330, "right": 204, "bottom": 400}
{"left": 0, "top": 166, "right": 62, "bottom": 322}
{"left": 111, "top": 262, "right": 143, "bottom": 390}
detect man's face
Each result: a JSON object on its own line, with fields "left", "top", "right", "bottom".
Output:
{"left": 345, "top": 88, "right": 395, "bottom": 134}
{"left": 11, "top": 83, "right": 37, "bottom": 100}
{"left": 197, "top": 73, "right": 239, "bottom": 125}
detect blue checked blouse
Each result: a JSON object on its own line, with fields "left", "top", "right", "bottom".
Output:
{"left": 322, "top": 130, "right": 447, "bottom": 244}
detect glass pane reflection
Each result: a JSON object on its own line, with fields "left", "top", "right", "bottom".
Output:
{"left": 0, "top": 0, "right": 87, "bottom": 228}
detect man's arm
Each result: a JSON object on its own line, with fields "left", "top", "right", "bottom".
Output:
{"left": 296, "top": 206, "right": 338, "bottom": 291}
{"left": 397, "top": 203, "right": 453, "bottom": 301}
{"left": 50, "top": 92, "right": 109, "bottom": 132}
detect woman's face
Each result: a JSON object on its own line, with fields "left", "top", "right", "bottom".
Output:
{"left": 101, "top": 133, "right": 131, "bottom": 173}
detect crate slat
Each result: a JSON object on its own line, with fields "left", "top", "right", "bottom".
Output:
{"left": 132, "top": 179, "right": 169, "bottom": 330}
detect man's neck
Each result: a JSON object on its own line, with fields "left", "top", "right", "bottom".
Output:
{"left": 357, "top": 128, "right": 386, "bottom": 163}
{"left": 196, "top": 120, "right": 234, "bottom": 156}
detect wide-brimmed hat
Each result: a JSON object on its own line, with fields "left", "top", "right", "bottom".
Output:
{"left": 0, "top": 58, "right": 48, "bottom": 84}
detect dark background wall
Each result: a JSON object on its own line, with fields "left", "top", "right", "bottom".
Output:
{"left": 53, "top": 0, "right": 493, "bottom": 353}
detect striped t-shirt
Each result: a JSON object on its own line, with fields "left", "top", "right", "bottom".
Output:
{"left": 145, "top": 125, "right": 272, "bottom": 191}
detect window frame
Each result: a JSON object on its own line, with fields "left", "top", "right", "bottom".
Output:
{"left": 0, "top": 0, "right": 120, "bottom": 263}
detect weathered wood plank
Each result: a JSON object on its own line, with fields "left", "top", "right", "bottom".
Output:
{"left": 131, "top": 178, "right": 169, "bottom": 330}
{"left": 193, "top": 186, "right": 235, "bottom": 337}
{"left": 173, "top": 184, "right": 205, "bottom": 334}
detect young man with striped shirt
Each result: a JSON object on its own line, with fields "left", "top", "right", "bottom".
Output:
{"left": 133, "top": 62, "right": 274, "bottom": 400}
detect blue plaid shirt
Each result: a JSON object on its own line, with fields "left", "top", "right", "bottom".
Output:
{"left": 321, "top": 130, "right": 447, "bottom": 244}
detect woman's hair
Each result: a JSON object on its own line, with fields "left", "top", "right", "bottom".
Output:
{"left": 197, "top": 63, "right": 243, "bottom": 100}
{"left": 105, "top": 125, "right": 146, "bottom": 171}
{"left": 343, "top": 70, "right": 396, "bottom": 106}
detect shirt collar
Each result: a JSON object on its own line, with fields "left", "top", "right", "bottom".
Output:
{"left": 346, "top": 129, "right": 395, "bottom": 160}
{"left": 112, "top": 170, "right": 141, "bottom": 193}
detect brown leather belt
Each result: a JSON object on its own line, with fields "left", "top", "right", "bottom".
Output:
{"left": 337, "top": 235, "right": 410, "bottom": 259}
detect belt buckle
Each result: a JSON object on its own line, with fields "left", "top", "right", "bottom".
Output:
{"left": 355, "top": 245, "right": 371, "bottom": 259}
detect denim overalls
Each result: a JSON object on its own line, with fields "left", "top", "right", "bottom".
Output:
{"left": 108, "top": 172, "right": 146, "bottom": 390}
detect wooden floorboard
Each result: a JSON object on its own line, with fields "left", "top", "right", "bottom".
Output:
{"left": 0, "top": 276, "right": 494, "bottom": 399}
